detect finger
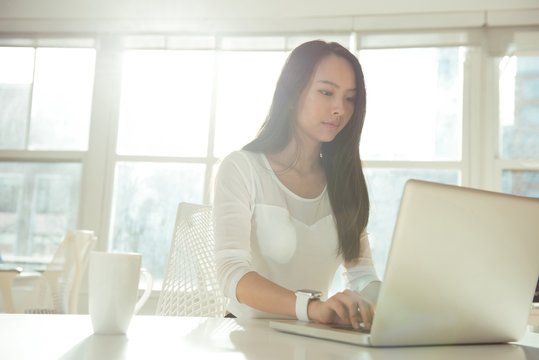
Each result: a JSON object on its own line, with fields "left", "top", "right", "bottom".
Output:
{"left": 324, "top": 295, "right": 353, "bottom": 324}
{"left": 357, "top": 300, "right": 372, "bottom": 329}
{"left": 343, "top": 290, "right": 374, "bottom": 329}
{"left": 340, "top": 294, "right": 363, "bottom": 329}
{"left": 329, "top": 301, "right": 350, "bottom": 324}
{"left": 349, "top": 307, "right": 361, "bottom": 329}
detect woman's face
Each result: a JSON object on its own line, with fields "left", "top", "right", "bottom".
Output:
{"left": 294, "top": 54, "right": 356, "bottom": 146}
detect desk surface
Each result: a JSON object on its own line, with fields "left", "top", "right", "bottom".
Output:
{"left": 1, "top": 314, "right": 539, "bottom": 360}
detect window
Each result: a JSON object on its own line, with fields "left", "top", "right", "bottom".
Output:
{"left": 499, "top": 55, "right": 539, "bottom": 160}
{"left": 0, "top": 163, "right": 81, "bottom": 259}
{"left": 0, "top": 47, "right": 34, "bottom": 149}
{"left": 360, "top": 47, "right": 463, "bottom": 161}
{"left": 117, "top": 50, "right": 214, "bottom": 157}
{"left": 0, "top": 45, "right": 95, "bottom": 264}
{"left": 1, "top": 30, "right": 538, "bottom": 289}
{"left": 0, "top": 47, "right": 95, "bottom": 151}
{"left": 110, "top": 162, "right": 205, "bottom": 279}
{"left": 110, "top": 42, "right": 288, "bottom": 282}
{"left": 498, "top": 54, "right": 539, "bottom": 198}
{"left": 359, "top": 45, "right": 465, "bottom": 275}
{"left": 213, "top": 50, "right": 287, "bottom": 157}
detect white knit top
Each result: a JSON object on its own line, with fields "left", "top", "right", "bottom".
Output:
{"left": 213, "top": 150, "right": 378, "bottom": 318}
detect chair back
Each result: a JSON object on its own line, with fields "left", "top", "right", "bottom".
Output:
{"left": 157, "top": 203, "right": 228, "bottom": 317}
{"left": 21, "top": 230, "right": 97, "bottom": 314}
{"left": 0, "top": 267, "right": 21, "bottom": 313}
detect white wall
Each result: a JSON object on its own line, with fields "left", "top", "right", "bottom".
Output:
{"left": 1, "top": 0, "right": 538, "bottom": 316}
{"left": 0, "top": 0, "right": 538, "bottom": 33}
{"left": 0, "top": 0, "right": 538, "bottom": 19}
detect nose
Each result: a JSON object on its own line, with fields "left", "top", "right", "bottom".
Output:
{"left": 332, "top": 97, "right": 345, "bottom": 116}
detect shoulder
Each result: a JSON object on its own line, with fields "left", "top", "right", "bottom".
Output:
{"left": 215, "top": 150, "right": 263, "bottom": 184}
{"left": 219, "top": 150, "right": 263, "bottom": 172}
{"left": 221, "top": 150, "right": 257, "bottom": 164}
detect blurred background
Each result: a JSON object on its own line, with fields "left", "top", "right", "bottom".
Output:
{"left": 0, "top": 0, "right": 538, "bottom": 310}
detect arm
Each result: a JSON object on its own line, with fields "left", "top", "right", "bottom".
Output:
{"left": 214, "top": 153, "right": 379, "bottom": 325}
{"left": 237, "top": 270, "right": 375, "bottom": 327}
{"left": 236, "top": 272, "right": 296, "bottom": 317}
{"left": 213, "top": 153, "right": 255, "bottom": 301}
{"left": 214, "top": 153, "right": 362, "bottom": 321}
{"left": 213, "top": 153, "right": 296, "bottom": 317}
{"left": 308, "top": 231, "right": 381, "bottom": 329}
{"left": 343, "top": 231, "right": 382, "bottom": 306}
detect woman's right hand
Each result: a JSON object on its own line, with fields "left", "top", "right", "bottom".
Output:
{"left": 307, "top": 290, "right": 375, "bottom": 330}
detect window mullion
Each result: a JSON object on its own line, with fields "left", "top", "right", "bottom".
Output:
{"left": 78, "top": 35, "right": 122, "bottom": 251}
{"left": 463, "top": 46, "right": 485, "bottom": 189}
{"left": 23, "top": 48, "right": 37, "bottom": 149}
{"left": 203, "top": 48, "right": 220, "bottom": 204}
{"left": 484, "top": 55, "right": 502, "bottom": 192}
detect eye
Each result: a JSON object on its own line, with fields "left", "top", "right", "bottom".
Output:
{"left": 319, "top": 89, "right": 333, "bottom": 96}
{"left": 346, "top": 96, "right": 356, "bottom": 103}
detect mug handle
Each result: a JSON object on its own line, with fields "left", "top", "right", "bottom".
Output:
{"left": 134, "top": 268, "right": 153, "bottom": 314}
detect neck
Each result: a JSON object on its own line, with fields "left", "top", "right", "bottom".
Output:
{"left": 269, "top": 136, "right": 322, "bottom": 174}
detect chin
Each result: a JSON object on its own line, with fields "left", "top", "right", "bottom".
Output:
{"left": 321, "top": 130, "right": 341, "bottom": 142}
{"left": 319, "top": 135, "right": 338, "bottom": 143}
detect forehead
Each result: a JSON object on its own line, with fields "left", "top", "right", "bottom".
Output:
{"left": 310, "top": 54, "right": 356, "bottom": 90}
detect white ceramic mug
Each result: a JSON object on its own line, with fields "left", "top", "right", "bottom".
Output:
{"left": 89, "top": 251, "right": 153, "bottom": 334}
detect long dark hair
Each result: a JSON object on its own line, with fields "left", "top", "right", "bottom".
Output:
{"left": 243, "top": 40, "right": 369, "bottom": 262}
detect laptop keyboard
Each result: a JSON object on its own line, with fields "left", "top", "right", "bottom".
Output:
{"left": 329, "top": 323, "right": 371, "bottom": 334}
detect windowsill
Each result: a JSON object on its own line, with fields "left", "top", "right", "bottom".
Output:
{"left": 0, "top": 256, "right": 49, "bottom": 273}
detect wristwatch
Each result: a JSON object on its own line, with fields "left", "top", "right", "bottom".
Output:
{"left": 295, "top": 289, "right": 322, "bottom": 322}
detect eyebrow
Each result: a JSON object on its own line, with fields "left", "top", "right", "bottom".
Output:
{"left": 316, "top": 79, "right": 356, "bottom": 91}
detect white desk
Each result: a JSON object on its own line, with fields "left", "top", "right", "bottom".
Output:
{"left": 0, "top": 314, "right": 539, "bottom": 360}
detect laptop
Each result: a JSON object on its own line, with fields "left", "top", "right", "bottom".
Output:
{"left": 270, "top": 179, "right": 539, "bottom": 347}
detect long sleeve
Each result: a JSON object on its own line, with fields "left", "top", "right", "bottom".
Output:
{"left": 343, "top": 231, "right": 381, "bottom": 299}
{"left": 212, "top": 151, "right": 344, "bottom": 318}
{"left": 213, "top": 152, "right": 255, "bottom": 301}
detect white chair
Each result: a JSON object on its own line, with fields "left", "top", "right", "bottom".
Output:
{"left": 0, "top": 267, "right": 21, "bottom": 313}
{"left": 156, "top": 203, "right": 228, "bottom": 317}
{"left": 19, "top": 229, "right": 97, "bottom": 314}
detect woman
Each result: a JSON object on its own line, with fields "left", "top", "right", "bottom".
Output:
{"left": 213, "top": 40, "right": 380, "bottom": 330}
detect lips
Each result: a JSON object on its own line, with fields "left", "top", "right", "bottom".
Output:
{"left": 322, "top": 121, "right": 339, "bottom": 129}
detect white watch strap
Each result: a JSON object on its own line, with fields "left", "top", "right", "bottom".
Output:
{"left": 295, "top": 292, "right": 311, "bottom": 322}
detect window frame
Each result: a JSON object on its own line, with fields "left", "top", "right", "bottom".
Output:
{"left": 1, "top": 26, "right": 538, "bottom": 284}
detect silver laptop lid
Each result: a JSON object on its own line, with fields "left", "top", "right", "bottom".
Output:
{"left": 370, "top": 179, "right": 539, "bottom": 346}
